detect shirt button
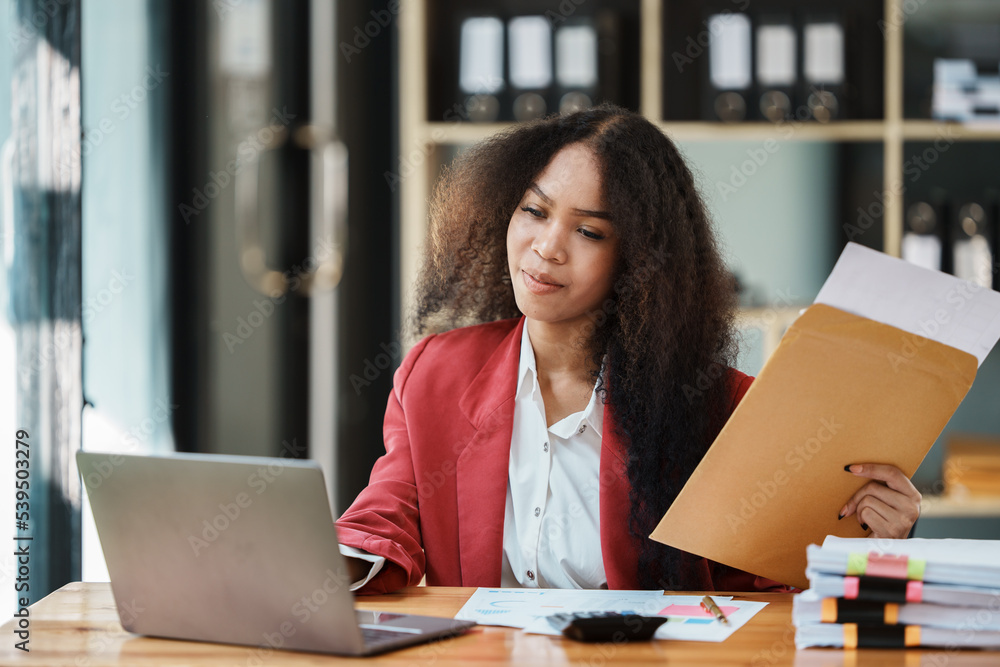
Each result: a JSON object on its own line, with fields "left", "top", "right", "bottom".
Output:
{"left": 543, "top": 442, "right": 549, "bottom": 452}
{"left": 534, "top": 507, "right": 540, "bottom": 517}
{"left": 577, "top": 424, "right": 586, "bottom": 434}
{"left": 526, "top": 570, "right": 535, "bottom": 581}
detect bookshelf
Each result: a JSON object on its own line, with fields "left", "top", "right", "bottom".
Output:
{"left": 399, "top": 0, "right": 1000, "bottom": 335}
{"left": 397, "top": 0, "right": 1000, "bottom": 522}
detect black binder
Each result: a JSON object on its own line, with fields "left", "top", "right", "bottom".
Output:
{"left": 703, "top": 11, "right": 753, "bottom": 122}
{"left": 799, "top": 13, "right": 845, "bottom": 122}
{"left": 754, "top": 14, "right": 796, "bottom": 122}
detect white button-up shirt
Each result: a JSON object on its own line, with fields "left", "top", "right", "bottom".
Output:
{"left": 499, "top": 322, "right": 607, "bottom": 589}
{"left": 343, "top": 322, "right": 608, "bottom": 590}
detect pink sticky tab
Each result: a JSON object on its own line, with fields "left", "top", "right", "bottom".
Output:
{"left": 844, "top": 576, "right": 860, "bottom": 599}
{"left": 906, "top": 581, "right": 924, "bottom": 603}
{"left": 866, "top": 553, "right": 910, "bottom": 579}
{"left": 658, "top": 604, "right": 739, "bottom": 618}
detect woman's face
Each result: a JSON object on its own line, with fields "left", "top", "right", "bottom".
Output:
{"left": 506, "top": 143, "right": 618, "bottom": 329}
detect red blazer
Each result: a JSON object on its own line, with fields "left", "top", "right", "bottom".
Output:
{"left": 336, "top": 316, "right": 791, "bottom": 594}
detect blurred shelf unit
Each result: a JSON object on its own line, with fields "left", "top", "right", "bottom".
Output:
{"left": 399, "top": 0, "right": 1000, "bottom": 326}
{"left": 395, "top": 0, "right": 1000, "bottom": 316}
{"left": 421, "top": 118, "right": 1000, "bottom": 143}
{"left": 920, "top": 495, "right": 1000, "bottom": 519}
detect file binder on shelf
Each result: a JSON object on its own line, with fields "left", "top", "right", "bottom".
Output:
{"left": 704, "top": 12, "right": 753, "bottom": 122}
{"left": 457, "top": 16, "right": 505, "bottom": 122}
{"left": 903, "top": 186, "right": 998, "bottom": 289}
{"left": 553, "top": 20, "right": 599, "bottom": 116}
{"left": 951, "top": 200, "right": 993, "bottom": 289}
{"left": 662, "top": 0, "right": 883, "bottom": 123}
{"left": 507, "top": 15, "right": 553, "bottom": 122}
{"left": 800, "top": 14, "right": 845, "bottom": 123}
{"left": 902, "top": 199, "right": 945, "bottom": 273}
{"left": 900, "top": 142, "right": 1000, "bottom": 290}
{"left": 436, "top": 0, "right": 639, "bottom": 123}
{"left": 754, "top": 15, "right": 796, "bottom": 123}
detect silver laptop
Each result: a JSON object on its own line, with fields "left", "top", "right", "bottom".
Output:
{"left": 77, "top": 451, "right": 474, "bottom": 656}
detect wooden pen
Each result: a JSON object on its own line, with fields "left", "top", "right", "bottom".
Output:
{"left": 700, "top": 596, "right": 729, "bottom": 625}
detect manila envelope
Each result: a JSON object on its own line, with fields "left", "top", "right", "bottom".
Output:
{"left": 650, "top": 303, "right": 977, "bottom": 590}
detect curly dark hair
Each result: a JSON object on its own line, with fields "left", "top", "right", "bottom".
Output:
{"left": 410, "top": 102, "right": 739, "bottom": 590}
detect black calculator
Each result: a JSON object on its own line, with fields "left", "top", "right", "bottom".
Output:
{"left": 546, "top": 611, "right": 668, "bottom": 642}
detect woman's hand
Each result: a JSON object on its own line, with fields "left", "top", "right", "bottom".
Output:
{"left": 839, "top": 463, "right": 921, "bottom": 539}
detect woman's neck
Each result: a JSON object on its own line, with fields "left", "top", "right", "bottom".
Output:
{"left": 525, "top": 318, "right": 599, "bottom": 384}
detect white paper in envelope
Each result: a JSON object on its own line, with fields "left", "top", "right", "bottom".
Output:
{"left": 815, "top": 243, "right": 1000, "bottom": 366}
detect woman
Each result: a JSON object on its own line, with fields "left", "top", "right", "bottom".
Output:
{"left": 335, "top": 103, "right": 920, "bottom": 594}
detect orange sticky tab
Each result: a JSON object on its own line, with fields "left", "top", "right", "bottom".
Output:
{"left": 884, "top": 603, "right": 899, "bottom": 625}
{"left": 844, "top": 623, "right": 858, "bottom": 649}
{"left": 821, "top": 598, "right": 838, "bottom": 623}
{"left": 905, "top": 625, "right": 921, "bottom": 647}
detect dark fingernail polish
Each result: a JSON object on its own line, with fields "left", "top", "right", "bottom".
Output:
{"left": 861, "top": 523, "right": 869, "bottom": 531}
{"left": 844, "top": 465, "right": 852, "bottom": 472}
{"left": 838, "top": 513, "right": 844, "bottom": 520}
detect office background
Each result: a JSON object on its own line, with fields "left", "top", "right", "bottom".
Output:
{"left": 2, "top": 0, "right": 1000, "bottom": 619}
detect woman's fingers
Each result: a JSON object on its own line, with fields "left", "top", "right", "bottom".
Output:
{"left": 839, "top": 463, "right": 921, "bottom": 538}
{"left": 855, "top": 494, "right": 912, "bottom": 539}
{"left": 839, "top": 480, "right": 900, "bottom": 518}
{"left": 845, "top": 463, "right": 921, "bottom": 498}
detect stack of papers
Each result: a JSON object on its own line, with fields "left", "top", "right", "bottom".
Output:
{"left": 453, "top": 588, "right": 768, "bottom": 642}
{"left": 794, "top": 536, "right": 1000, "bottom": 649}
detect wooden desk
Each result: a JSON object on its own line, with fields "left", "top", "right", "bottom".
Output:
{"left": 1, "top": 583, "right": 998, "bottom": 666}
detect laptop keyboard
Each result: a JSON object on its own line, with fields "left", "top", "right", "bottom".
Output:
{"left": 361, "top": 626, "right": 413, "bottom": 647}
